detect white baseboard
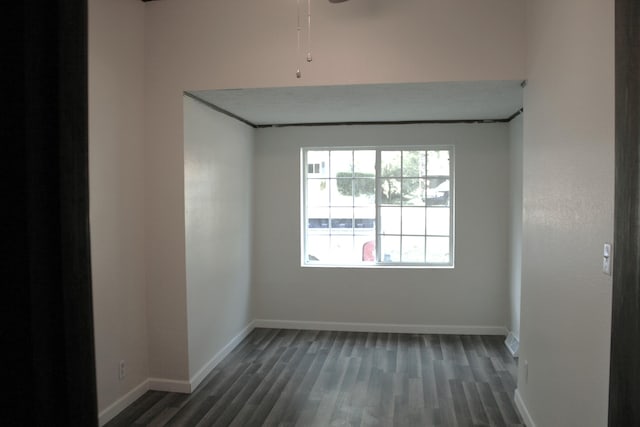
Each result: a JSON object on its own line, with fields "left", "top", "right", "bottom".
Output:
{"left": 147, "top": 377, "right": 192, "bottom": 393}
{"left": 253, "top": 319, "right": 508, "bottom": 336}
{"left": 504, "top": 331, "right": 520, "bottom": 357}
{"left": 98, "top": 379, "right": 149, "bottom": 426}
{"left": 514, "top": 388, "right": 536, "bottom": 427}
{"left": 189, "top": 321, "right": 256, "bottom": 391}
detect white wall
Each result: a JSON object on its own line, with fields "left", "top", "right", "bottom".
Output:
{"left": 253, "top": 124, "right": 510, "bottom": 331}
{"left": 143, "top": 0, "right": 525, "bottom": 379}
{"left": 516, "top": 0, "right": 614, "bottom": 426}
{"left": 508, "top": 114, "right": 523, "bottom": 339}
{"left": 88, "top": 0, "right": 148, "bottom": 417}
{"left": 184, "top": 96, "right": 254, "bottom": 382}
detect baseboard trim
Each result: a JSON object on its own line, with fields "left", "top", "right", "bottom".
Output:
{"left": 189, "top": 320, "right": 256, "bottom": 391}
{"left": 504, "top": 331, "right": 520, "bottom": 357}
{"left": 98, "top": 379, "right": 149, "bottom": 426}
{"left": 253, "top": 319, "right": 508, "bottom": 336}
{"left": 146, "top": 377, "right": 191, "bottom": 393}
{"left": 514, "top": 388, "right": 536, "bottom": 427}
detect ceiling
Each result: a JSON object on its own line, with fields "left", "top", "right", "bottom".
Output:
{"left": 190, "top": 81, "right": 523, "bottom": 127}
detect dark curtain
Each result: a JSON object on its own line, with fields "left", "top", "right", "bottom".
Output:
{"left": 609, "top": 0, "right": 640, "bottom": 425}
{"left": 5, "top": 0, "right": 98, "bottom": 425}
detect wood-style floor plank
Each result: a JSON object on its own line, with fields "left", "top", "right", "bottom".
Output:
{"left": 106, "top": 329, "right": 523, "bottom": 427}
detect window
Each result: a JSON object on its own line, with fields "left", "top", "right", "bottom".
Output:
{"left": 302, "top": 147, "right": 454, "bottom": 267}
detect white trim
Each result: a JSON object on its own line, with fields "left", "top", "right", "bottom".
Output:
{"left": 253, "top": 319, "right": 507, "bottom": 336}
{"left": 514, "top": 388, "right": 536, "bottom": 427}
{"left": 148, "top": 377, "right": 192, "bottom": 393}
{"left": 98, "top": 379, "right": 149, "bottom": 426}
{"left": 504, "top": 331, "right": 520, "bottom": 357}
{"left": 189, "top": 321, "right": 256, "bottom": 391}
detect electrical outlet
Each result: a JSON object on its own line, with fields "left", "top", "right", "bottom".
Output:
{"left": 119, "top": 360, "right": 126, "bottom": 380}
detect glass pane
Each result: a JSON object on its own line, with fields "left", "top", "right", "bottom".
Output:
{"left": 307, "top": 214, "right": 329, "bottom": 229}
{"left": 353, "top": 178, "right": 375, "bottom": 205}
{"left": 402, "top": 151, "right": 425, "bottom": 177}
{"left": 354, "top": 150, "right": 376, "bottom": 175}
{"left": 402, "top": 236, "right": 425, "bottom": 263}
{"left": 426, "top": 236, "right": 450, "bottom": 264}
{"left": 307, "top": 150, "right": 329, "bottom": 178}
{"left": 402, "top": 207, "right": 426, "bottom": 235}
{"left": 426, "top": 208, "right": 450, "bottom": 236}
{"left": 330, "top": 235, "right": 355, "bottom": 264}
{"left": 307, "top": 178, "right": 330, "bottom": 207}
{"left": 380, "top": 235, "right": 400, "bottom": 262}
{"left": 402, "top": 178, "right": 425, "bottom": 206}
{"left": 426, "top": 178, "right": 450, "bottom": 207}
{"left": 306, "top": 234, "right": 330, "bottom": 262}
{"left": 356, "top": 235, "right": 376, "bottom": 262}
{"left": 330, "top": 206, "right": 353, "bottom": 230}
{"left": 427, "top": 150, "right": 450, "bottom": 176}
{"left": 354, "top": 207, "right": 375, "bottom": 230}
{"left": 330, "top": 150, "right": 353, "bottom": 178}
{"left": 380, "top": 206, "right": 401, "bottom": 235}
{"left": 330, "top": 179, "right": 353, "bottom": 206}
{"left": 381, "top": 151, "right": 401, "bottom": 177}
{"left": 380, "top": 178, "right": 401, "bottom": 205}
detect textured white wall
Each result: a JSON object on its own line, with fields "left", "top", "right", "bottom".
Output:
{"left": 253, "top": 124, "right": 510, "bottom": 329}
{"left": 184, "top": 97, "right": 254, "bottom": 380}
{"left": 508, "top": 114, "right": 523, "bottom": 339}
{"left": 89, "top": 0, "right": 148, "bottom": 415}
{"left": 517, "top": 0, "right": 614, "bottom": 425}
{"left": 143, "top": 0, "right": 525, "bottom": 381}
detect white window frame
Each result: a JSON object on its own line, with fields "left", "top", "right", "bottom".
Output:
{"left": 301, "top": 146, "right": 455, "bottom": 268}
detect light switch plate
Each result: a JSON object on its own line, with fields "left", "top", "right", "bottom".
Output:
{"left": 603, "top": 243, "right": 612, "bottom": 275}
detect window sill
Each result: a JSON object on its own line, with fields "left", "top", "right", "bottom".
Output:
{"left": 301, "top": 263, "right": 455, "bottom": 270}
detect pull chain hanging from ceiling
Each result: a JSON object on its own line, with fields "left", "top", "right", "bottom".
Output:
{"left": 296, "top": 0, "right": 302, "bottom": 78}
{"left": 307, "top": 0, "right": 313, "bottom": 63}
{"left": 296, "top": 0, "right": 314, "bottom": 78}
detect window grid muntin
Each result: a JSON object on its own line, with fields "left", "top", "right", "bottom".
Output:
{"left": 303, "top": 146, "right": 453, "bottom": 267}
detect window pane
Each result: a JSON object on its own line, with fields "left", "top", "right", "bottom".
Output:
{"left": 380, "top": 235, "right": 400, "bottom": 262}
{"left": 307, "top": 150, "right": 329, "bottom": 178}
{"left": 402, "top": 207, "right": 426, "bottom": 235}
{"left": 354, "top": 177, "right": 375, "bottom": 205}
{"left": 380, "top": 178, "right": 402, "bottom": 205}
{"left": 307, "top": 216, "right": 329, "bottom": 229}
{"left": 426, "top": 237, "right": 450, "bottom": 263}
{"left": 307, "top": 234, "right": 330, "bottom": 262}
{"left": 427, "top": 150, "right": 450, "bottom": 176}
{"left": 330, "top": 206, "right": 353, "bottom": 229}
{"left": 330, "top": 235, "right": 355, "bottom": 264}
{"left": 426, "top": 178, "right": 450, "bottom": 207}
{"left": 426, "top": 208, "right": 450, "bottom": 236}
{"left": 330, "top": 150, "right": 353, "bottom": 178}
{"left": 402, "top": 151, "right": 425, "bottom": 178}
{"left": 307, "top": 178, "right": 329, "bottom": 206}
{"left": 354, "top": 150, "right": 376, "bottom": 175}
{"left": 354, "top": 207, "right": 376, "bottom": 229}
{"left": 330, "top": 179, "right": 353, "bottom": 206}
{"left": 402, "top": 236, "right": 425, "bottom": 263}
{"left": 380, "top": 206, "right": 401, "bottom": 235}
{"left": 357, "top": 236, "right": 376, "bottom": 262}
{"left": 402, "top": 178, "right": 425, "bottom": 206}
{"left": 381, "top": 151, "right": 401, "bottom": 177}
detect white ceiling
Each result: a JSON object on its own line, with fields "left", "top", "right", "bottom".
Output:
{"left": 191, "top": 81, "right": 523, "bottom": 126}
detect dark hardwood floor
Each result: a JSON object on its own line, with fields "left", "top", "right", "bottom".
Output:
{"left": 106, "top": 329, "right": 522, "bottom": 426}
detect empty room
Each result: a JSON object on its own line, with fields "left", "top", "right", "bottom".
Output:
{"left": 64, "top": 0, "right": 632, "bottom": 426}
